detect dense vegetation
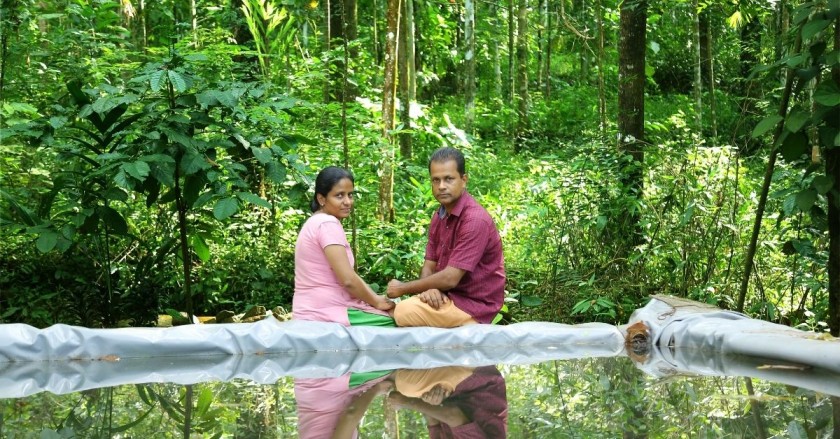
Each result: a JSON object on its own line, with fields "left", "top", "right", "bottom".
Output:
{"left": 0, "top": 0, "right": 838, "bottom": 334}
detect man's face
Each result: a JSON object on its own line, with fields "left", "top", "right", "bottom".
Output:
{"left": 430, "top": 159, "right": 467, "bottom": 210}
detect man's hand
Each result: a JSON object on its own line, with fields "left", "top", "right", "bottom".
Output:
{"left": 418, "top": 289, "right": 448, "bottom": 310}
{"left": 386, "top": 279, "right": 404, "bottom": 298}
{"left": 420, "top": 384, "right": 452, "bottom": 405}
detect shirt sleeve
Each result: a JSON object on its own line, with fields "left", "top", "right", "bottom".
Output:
{"left": 446, "top": 213, "right": 491, "bottom": 273}
{"left": 424, "top": 213, "right": 440, "bottom": 262}
{"left": 316, "top": 218, "right": 348, "bottom": 249}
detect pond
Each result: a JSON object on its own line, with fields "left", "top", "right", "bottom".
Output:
{"left": 2, "top": 355, "right": 838, "bottom": 438}
{"left": 3, "top": 297, "right": 839, "bottom": 438}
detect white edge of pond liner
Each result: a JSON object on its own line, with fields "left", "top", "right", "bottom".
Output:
{"left": 0, "top": 295, "right": 838, "bottom": 398}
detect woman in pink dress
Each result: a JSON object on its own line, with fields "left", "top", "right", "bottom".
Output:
{"left": 292, "top": 166, "right": 395, "bottom": 326}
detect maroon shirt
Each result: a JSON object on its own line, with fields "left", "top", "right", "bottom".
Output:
{"left": 428, "top": 366, "right": 509, "bottom": 439}
{"left": 425, "top": 191, "right": 506, "bottom": 323}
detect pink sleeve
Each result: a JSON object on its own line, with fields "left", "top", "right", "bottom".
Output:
{"left": 316, "top": 219, "right": 348, "bottom": 249}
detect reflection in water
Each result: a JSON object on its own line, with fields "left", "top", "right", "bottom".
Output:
{"left": 295, "top": 365, "right": 508, "bottom": 438}
{"left": 1, "top": 357, "right": 838, "bottom": 437}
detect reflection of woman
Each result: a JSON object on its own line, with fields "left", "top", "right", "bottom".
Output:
{"left": 293, "top": 166, "right": 395, "bottom": 326}
{"left": 295, "top": 373, "right": 392, "bottom": 439}
{"left": 390, "top": 366, "right": 508, "bottom": 438}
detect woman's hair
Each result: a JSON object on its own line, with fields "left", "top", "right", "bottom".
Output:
{"left": 310, "top": 166, "right": 354, "bottom": 212}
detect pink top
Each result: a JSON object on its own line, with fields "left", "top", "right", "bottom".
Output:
{"left": 295, "top": 374, "right": 388, "bottom": 439}
{"left": 425, "top": 191, "right": 506, "bottom": 323}
{"left": 293, "top": 213, "right": 389, "bottom": 325}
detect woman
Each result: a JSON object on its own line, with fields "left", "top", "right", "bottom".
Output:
{"left": 293, "top": 166, "right": 395, "bottom": 326}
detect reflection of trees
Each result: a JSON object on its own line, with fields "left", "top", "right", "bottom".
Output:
{"left": 1, "top": 360, "right": 837, "bottom": 436}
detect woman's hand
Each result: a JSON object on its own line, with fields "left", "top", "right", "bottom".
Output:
{"left": 373, "top": 296, "right": 396, "bottom": 311}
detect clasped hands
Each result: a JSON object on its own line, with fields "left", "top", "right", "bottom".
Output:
{"left": 387, "top": 280, "right": 449, "bottom": 309}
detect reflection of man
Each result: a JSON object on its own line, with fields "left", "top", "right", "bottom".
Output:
{"left": 387, "top": 147, "right": 506, "bottom": 327}
{"left": 389, "top": 366, "right": 508, "bottom": 438}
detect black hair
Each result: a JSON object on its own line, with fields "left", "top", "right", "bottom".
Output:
{"left": 310, "top": 166, "right": 354, "bottom": 212}
{"left": 429, "top": 147, "right": 466, "bottom": 176}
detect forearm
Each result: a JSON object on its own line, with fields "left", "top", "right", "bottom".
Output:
{"left": 344, "top": 275, "right": 385, "bottom": 307}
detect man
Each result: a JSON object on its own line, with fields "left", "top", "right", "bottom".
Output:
{"left": 387, "top": 147, "right": 506, "bottom": 327}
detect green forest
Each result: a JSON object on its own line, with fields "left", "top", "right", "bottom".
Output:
{"left": 0, "top": 0, "right": 838, "bottom": 334}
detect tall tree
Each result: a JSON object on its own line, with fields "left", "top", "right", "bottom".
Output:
{"left": 617, "top": 0, "right": 647, "bottom": 244}
{"left": 399, "top": 0, "right": 416, "bottom": 158}
{"left": 514, "top": 0, "right": 529, "bottom": 153}
{"left": 464, "top": 0, "right": 476, "bottom": 130}
{"left": 379, "top": 0, "right": 401, "bottom": 221}
{"left": 326, "top": 0, "right": 359, "bottom": 101}
{"left": 827, "top": 14, "right": 840, "bottom": 336}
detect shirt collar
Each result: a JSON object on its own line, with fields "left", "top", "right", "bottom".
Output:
{"left": 438, "top": 191, "right": 470, "bottom": 219}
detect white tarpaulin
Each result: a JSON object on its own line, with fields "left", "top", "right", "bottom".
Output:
{"left": 0, "top": 295, "right": 838, "bottom": 397}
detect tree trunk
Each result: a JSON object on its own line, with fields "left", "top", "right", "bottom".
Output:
{"left": 692, "top": 0, "right": 702, "bottom": 132}
{"left": 827, "top": 15, "right": 840, "bottom": 336}
{"left": 514, "top": 0, "right": 529, "bottom": 153}
{"left": 399, "top": 0, "right": 414, "bottom": 159}
{"left": 328, "top": 0, "right": 359, "bottom": 102}
{"left": 736, "top": 36, "right": 799, "bottom": 313}
{"left": 544, "top": 0, "right": 552, "bottom": 99}
{"left": 490, "top": 3, "right": 503, "bottom": 98}
{"left": 699, "top": 9, "right": 717, "bottom": 140}
{"left": 596, "top": 0, "right": 606, "bottom": 133}
{"left": 464, "top": 0, "right": 476, "bottom": 131}
{"left": 379, "top": 0, "right": 400, "bottom": 222}
{"left": 617, "top": 0, "right": 647, "bottom": 244}
{"left": 508, "top": 0, "right": 516, "bottom": 102}
{"left": 536, "top": 0, "right": 544, "bottom": 90}
{"left": 736, "top": 18, "right": 761, "bottom": 152}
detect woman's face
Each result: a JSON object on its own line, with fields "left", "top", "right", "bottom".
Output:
{"left": 318, "top": 178, "right": 355, "bottom": 219}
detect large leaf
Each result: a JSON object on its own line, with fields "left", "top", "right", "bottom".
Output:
{"left": 36, "top": 231, "right": 59, "bottom": 253}
{"left": 123, "top": 161, "right": 151, "bottom": 181}
{"left": 784, "top": 108, "right": 810, "bottom": 133}
{"left": 780, "top": 131, "right": 808, "bottom": 161}
{"left": 213, "top": 197, "right": 239, "bottom": 220}
{"left": 236, "top": 191, "right": 272, "bottom": 209}
{"left": 191, "top": 234, "right": 211, "bottom": 262}
{"left": 802, "top": 18, "right": 831, "bottom": 40}
{"left": 814, "top": 81, "right": 840, "bottom": 106}
{"left": 167, "top": 70, "right": 188, "bottom": 93}
{"left": 100, "top": 206, "right": 129, "bottom": 235}
{"left": 795, "top": 188, "right": 818, "bottom": 212}
{"left": 812, "top": 175, "right": 833, "bottom": 194}
{"left": 751, "top": 115, "right": 783, "bottom": 138}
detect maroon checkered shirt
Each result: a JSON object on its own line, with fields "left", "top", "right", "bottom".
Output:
{"left": 425, "top": 191, "right": 506, "bottom": 323}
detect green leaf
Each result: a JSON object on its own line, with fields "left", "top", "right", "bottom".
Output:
{"left": 265, "top": 162, "right": 287, "bottom": 183}
{"left": 123, "top": 161, "right": 151, "bottom": 181}
{"left": 785, "top": 109, "right": 810, "bottom": 133}
{"left": 521, "top": 295, "right": 544, "bottom": 307}
{"left": 795, "top": 189, "right": 818, "bottom": 212}
{"left": 802, "top": 18, "right": 830, "bottom": 40}
{"left": 236, "top": 191, "right": 272, "bottom": 209}
{"left": 36, "top": 231, "right": 59, "bottom": 253}
{"left": 812, "top": 175, "right": 833, "bottom": 194}
{"left": 814, "top": 81, "right": 840, "bottom": 106}
{"left": 181, "top": 150, "right": 210, "bottom": 175}
{"left": 213, "top": 197, "right": 239, "bottom": 220}
{"left": 100, "top": 206, "right": 129, "bottom": 235}
{"left": 150, "top": 70, "right": 166, "bottom": 92}
{"left": 780, "top": 131, "right": 808, "bottom": 161}
{"left": 752, "top": 115, "right": 783, "bottom": 138}
{"left": 251, "top": 147, "right": 272, "bottom": 164}
{"left": 191, "top": 234, "right": 211, "bottom": 262}
{"left": 167, "top": 70, "right": 188, "bottom": 93}
{"left": 196, "top": 387, "right": 213, "bottom": 417}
